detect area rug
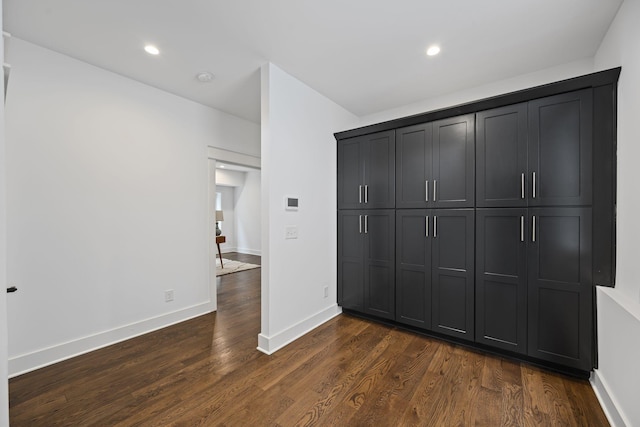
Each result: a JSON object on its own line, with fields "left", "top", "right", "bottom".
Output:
{"left": 215, "top": 258, "right": 260, "bottom": 276}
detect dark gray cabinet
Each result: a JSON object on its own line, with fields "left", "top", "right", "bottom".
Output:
{"left": 396, "top": 115, "right": 474, "bottom": 209}
{"left": 476, "top": 207, "right": 594, "bottom": 369}
{"left": 396, "top": 209, "right": 474, "bottom": 340}
{"left": 338, "top": 70, "right": 619, "bottom": 374}
{"left": 475, "top": 209, "right": 528, "bottom": 354}
{"left": 477, "top": 89, "right": 593, "bottom": 208}
{"left": 338, "top": 210, "right": 395, "bottom": 320}
{"left": 338, "top": 131, "right": 395, "bottom": 209}
{"left": 528, "top": 207, "right": 593, "bottom": 371}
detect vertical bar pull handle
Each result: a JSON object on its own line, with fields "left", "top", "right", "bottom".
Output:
{"left": 434, "top": 216, "right": 437, "bottom": 238}
{"left": 532, "top": 172, "right": 536, "bottom": 199}
{"left": 359, "top": 215, "right": 362, "bottom": 234}
{"left": 520, "top": 216, "right": 524, "bottom": 242}
{"left": 433, "top": 180, "right": 437, "bottom": 202}
{"left": 425, "top": 181, "right": 429, "bottom": 202}
{"left": 359, "top": 185, "right": 362, "bottom": 204}
{"left": 532, "top": 215, "right": 536, "bottom": 242}
{"left": 365, "top": 215, "right": 368, "bottom": 234}
{"left": 426, "top": 216, "right": 429, "bottom": 237}
{"left": 365, "top": 185, "right": 369, "bottom": 204}
{"left": 521, "top": 173, "right": 525, "bottom": 199}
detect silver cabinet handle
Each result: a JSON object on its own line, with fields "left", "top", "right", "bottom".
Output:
{"left": 532, "top": 172, "right": 536, "bottom": 199}
{"left": 365, "top": 185, "right": 369, "bottom": 204}
{"left": 364, "top": 215, "right": 368, "bottom": 234}
{"left": 434, "top": 216, "right": 437, "bottom": 238}
{"left": 521, "top": 173, "right": 525, "bottom": 199}
{"left": 532, "top": 215, "right": 536, "bottom": 242}
{"left": 425, "top": 181, "right": 429, "bottom": 202}
{"left": 359, "top": 185, "right": 362, "bottom": 204}
{"left": 359, "top": 215, "right": 362, "bottom": 234}
{"left": 433, "top": 180, "right": 437, "bottom": 202}
{"left": 520, "top": 216, "right": 524, "bottom": 242}
{"left": 425, "top": 216, "right": 429, "bottom": 237}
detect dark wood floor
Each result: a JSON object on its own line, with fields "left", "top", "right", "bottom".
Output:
{"left": 9, "top": 252, "right": 609, "bottom": 426}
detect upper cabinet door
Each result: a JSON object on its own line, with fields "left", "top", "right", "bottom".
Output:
{"left": 396, "top": 123, "right": 433, "bottom": 209}
{"left": 432, "top": 114, "right": 475, "bottom": 208}
{"left": 338, "top": 131, "right": 395, "bottom": 209}
{"left": 363, "top": 130, "right": 396, "bottom": 209}
{"left": 528, "top": 90, "right": 593, "bottom": 206}
{"left": 476, "top": 104, "right": 528, "bottom": 207}
{"left": 338, "top": 136, "right": 364, "bottom": 209}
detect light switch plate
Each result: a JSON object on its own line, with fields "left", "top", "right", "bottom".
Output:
{"left": 285, "top": 225, "right": 298, "bottom": 239}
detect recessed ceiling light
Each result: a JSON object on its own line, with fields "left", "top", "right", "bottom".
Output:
{"left": 196, "top": 71, "right": 215, "bottom": 83}
{"left": 426, "top": 45, "right": 441, "bottom": 56}
{"left": 144, "top": 45, "right": 160, "bottom": 55}
{"left": 219, "top": 164, "right": 226, "bottom": 168}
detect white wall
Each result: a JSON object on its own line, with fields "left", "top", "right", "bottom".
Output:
{"left": 0, "top": 1, "right": 10, "bottom": 424}
{"left": 359, "top": 58, "right": 594, "bottom": 127}
{"left": 216, "top": 168, "right": 246, "bottom": 187}
{"left": 5, "top": 38, "right": 260, "bottom": 376}
{"left": 235, "top": 170, "right": 261, "bottom": 255}
{"left": 259, "top": 63, "right": 358, "bottom": 353}
{"left": 591, "top": 1, "right": 640, "bottom": 425}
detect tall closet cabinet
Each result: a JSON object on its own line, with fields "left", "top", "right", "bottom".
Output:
{"left": 336, "top": 68, "right": 619, "bottom": 375}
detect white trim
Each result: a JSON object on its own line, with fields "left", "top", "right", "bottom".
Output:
{"left": 257, "top": 305, "right": 342, "bottom": 355}
{"left": 207, "top": 146, "right": 260, "bottom": 169}
{"left": 236, "top": 248, "right": 262, "bottom": 256}
{"left": 9, "top": 302, "right": 212, "bottom": 377}
{"left": 598, "top": 287, "right": 640, "bottom": 322}
{"left": 591, "top": 369, "right": 629, "bottom": 427}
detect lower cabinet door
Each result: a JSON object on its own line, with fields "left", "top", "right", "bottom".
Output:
{"left": 475, "top": 209, "right": 528, "bottom": 354}
{"left": 431, "top": 209, "right": 475, "bottom": 341}
{"left": 338, "top": 211, "right": 365, "bottom": 311}
{"left": 396, "top": 210, "right": 431, "bottom": 328}
{"left": 527, "top": 207, "right": 593, "bottom": 371}
{"left": 363, "top": 210, "right": 396, "bottom": 320}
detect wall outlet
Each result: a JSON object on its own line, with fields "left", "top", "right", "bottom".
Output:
{"left": 323, "top": 286, "right": 329, "bottom": 298}
{"left": 164, "top": 289, "right": 174, "bottom": 302}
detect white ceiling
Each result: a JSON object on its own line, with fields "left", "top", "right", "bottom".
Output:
{"left": 3, "top": 0, "right": 622, "bottom": 124}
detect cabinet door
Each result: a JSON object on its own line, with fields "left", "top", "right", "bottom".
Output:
{"left": 528, "top": 207, "right": 593, "bottom": 371}
{"left": 529, "top": 90, "right": 593, "bottom": 206}
{"left": 476, "top": 209, "right": 527, "bottom": 354}
{"left": 396, "top": 124, "right": 432, "bottom": 209}
{"left": 363, "top": 210, "right": 395, "bottom": 319}
{"left": 476, "top": 104, "right": 528, "bottom": 207}
{"left": 432, "top": 209, "right": 475, "bottom": 340}
{"left": 337, "top": 136, "right": 364, "bottom": 209}
{"left": 363, "top": 131, "right": 396, "bottom": 209}
{"left": 432, "top": 115, "right": 475, "bottom": 208}
{"left": 338, "top": 210, "right": 364, "bottom": 311}
{"left": 396, "top": 209, "right": 431, "bottom": 328}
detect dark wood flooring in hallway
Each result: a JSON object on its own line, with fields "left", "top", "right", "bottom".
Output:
{"left": 9, "top": 252, "right": 609, "bottom": 426}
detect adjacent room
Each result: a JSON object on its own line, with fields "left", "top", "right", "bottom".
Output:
{"left": 0, "top": 1, "right": 639, "bottom": 426}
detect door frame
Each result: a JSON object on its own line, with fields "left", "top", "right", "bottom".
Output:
{"left": 207, "top": 147, "right": 260, "bottom": 312}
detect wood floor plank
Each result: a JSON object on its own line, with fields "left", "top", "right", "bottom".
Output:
{"left": 8, "top": 252, "right": 610, "bottom": 426}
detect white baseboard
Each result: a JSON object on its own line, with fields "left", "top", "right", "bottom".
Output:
{"left": 257, "top": 304, "right": 342, "bottom": 355}
{"left": 9, "top": 302, "right": 212, "bottom": 378}
{"left": 591, "top": 369, "right": 629, "bottom": 427}
{"left": 236, "top": 247, "right": 261, "bottom": 256}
